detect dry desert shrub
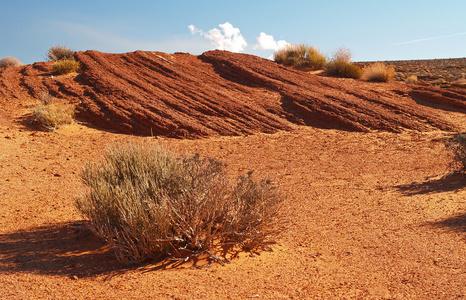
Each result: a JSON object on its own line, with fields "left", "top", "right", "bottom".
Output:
{"left": 444, "top": 133, "right": 466, "bottom": 173}
{"left": 274, "top": 44, "right": 327, "bottom": 69}
{"left": 47, "top": 45, "right": 75, "bottom": 61}
{"left": 33, "top": 102, "right": 74, "bottom": 130}
{"left": 75, "top": 142, "right": 284, "bottom": 264}
{"left": 405, "top": 75, "right": 418, "bottom": 84}
{"left": 39, "top": 91, "right": 54, "bottom": 105}
{"left": 52, "top": 59, "right": 81, "bottom": 75}
{"left": 326, "top": 60, "right": 362, "bottom": 79}
{"left": 326, "top": 48, "right": 362, "bottom": 79}
{"left": 330, "top": 47, "right": 352, "bottom": 64}
{"left": 0, "top": 56, "right": 23, "bottom": 68}
{"left": 362, "top": 62, "right": 395, "bottom": 82}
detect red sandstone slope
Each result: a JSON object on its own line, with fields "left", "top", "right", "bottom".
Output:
{"left": 0, "top": 50, "right": 465, "bottom": 137}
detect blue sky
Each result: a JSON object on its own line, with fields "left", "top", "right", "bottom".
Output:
{"left": 1, "top": 0, "right": 465, "bottom": 64}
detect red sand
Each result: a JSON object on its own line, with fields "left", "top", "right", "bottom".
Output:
{"left": 0, "top": 51, "right": 464, "bottom": 299}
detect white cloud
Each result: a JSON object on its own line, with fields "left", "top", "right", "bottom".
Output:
{"left": 254, "top": 32, "right": 289, "bottom": 51}
{"left": 188, "top": 24, "right": 200, "bottom": 35}
{"left": 188, "top": 22, "right": 247, "bottom": 52}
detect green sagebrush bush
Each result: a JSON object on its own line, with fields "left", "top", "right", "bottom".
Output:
{"left": 75, "top": 142, "right": 284, "bottom": 264}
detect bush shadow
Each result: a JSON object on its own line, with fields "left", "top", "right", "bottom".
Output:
{"left": 0, "top": 221, "right": 130, "bottom": 278}
{"left": 393, "top": 172, "right": 465, "bottom": 196}
{"left": 430, "top": 213, "right": 466, "bottom": 233}
{"left": 0, "top": 221, "right": 260, "bottom": 278}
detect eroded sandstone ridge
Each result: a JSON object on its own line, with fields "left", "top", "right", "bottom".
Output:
{"left": 1, "top": 50, "right": 465, "bottom": 137}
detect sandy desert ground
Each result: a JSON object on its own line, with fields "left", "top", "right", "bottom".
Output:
{"left": 0, "top": 51, "right": 465, "bottom": 299}
{"left": 357, "top": 57, "right": 466, "bottom": 86}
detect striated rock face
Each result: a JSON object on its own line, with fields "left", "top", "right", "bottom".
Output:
{"left": 1, "top": 50, "right": 465, "bottom": 137}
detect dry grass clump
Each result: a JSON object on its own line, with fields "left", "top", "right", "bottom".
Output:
{"left": 47, "top": 45, "right": 75, "bottom": 61}
{"left": 75, "top": 142, "right": 284, "bottom": 264}
{"left": 39, "top": 91, "right": 54, "bottom": 105}
{"left": 362, "top": 62, "right": 395, "bottom": 82}
{"left": 326, "top": 48, "right": 362, "bottom": 79}
{"left": 47, "top": 45, "right": 80, "bottom": 75}
{"left": 405, "top": 75, "right": 418, "bottom": 84}
{"left": 0, "top": 56, "right": 24, "bottom": 68}
{"left": 445, "top": 133, "right": 466, "bottom": 173}
{"left": 327, "top": 61, "right": 362, "bottom": 79}
{"left": 274, "top": 44, "right": 327, "bottom": 69}
{"left": 33, "top": 94, "right": 74, "bottom": 130}
{"left": 52, "top": 59, "right": 81, "bottom": 75}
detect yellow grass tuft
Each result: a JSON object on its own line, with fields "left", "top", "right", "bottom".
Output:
{"left": 274, "top": 44, "right": 327, "bottom": 69}
{"left": 33, "top": 103, "right": 74, "bottom": 130}
{"left": 362, "top": 62, "right": 395, "bottom": 82}
{"left": 405, "top": 75, "right": 418, "bottom": 84}
{"left": 326, "top": 48, "right": 361, "bottom": 79}
{"left": 52, "top": 59, "right": 81, "bottom": 75}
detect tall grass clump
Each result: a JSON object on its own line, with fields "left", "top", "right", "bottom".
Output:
{"left": 326, "top": 47, "right": 362, "bottom": 79}
{"left": 75, "top": 142, "right": 284, "bottom": 264}
{"left": 47, "top": 45, "right": 75, "bottom": 61}
{"left": 33, "top": 93, "right": 74, "bottom": 130}
{"left": 274, "top": 44, "right": 327, "bottom": 69}
{"left": 362, "top": 62, "right": 395, "bottom": 82}
{"left": 51, "top": 59, "right": 81, "bottom": 75}
{"left": 444, "top": 133, "right": 466, "bottom": 173}
{"left": 0, "top": 56, "right": 23, "bottom": 68}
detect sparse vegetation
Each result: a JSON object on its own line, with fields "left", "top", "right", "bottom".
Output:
{"left": 326, "top": 48, "right": 362, "bottom": 79}
{"left": 0, "top": 56, "right": 23, "bottom": 68}
{"left": 445, "top": 133, "right": 466, "bottom": 173}
{"left": 327, "top": 61, "right": 362, "bottom": 79}
{"left": 33, "top": 97, "right": 74, "bottom": 130}
{"left": 51, "top": 59, "right": 81, "bottom": 75}
{"left": 331, "top": 47, "right": 353, "bottom": 64}
{"left": 46, "top": 45, "right": 80, "bottom": 75}
{"left": 75, "top": 142, "right": 284, "bottom": 264}
{"left": 47, "top": 45, "right": 75, "bottom": 61}
{"left": 362, "top": 62, "right": 395, "bottom": 82}
{"left": 39, "top": 91, "right": 54, "bottom": 105}
{"left": 273, "top": 44, "right": 327, "bottom": 69}
{"left": 405, "top": 75, "right": 418, "bottom": 84}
